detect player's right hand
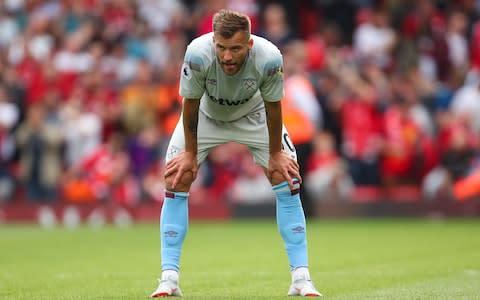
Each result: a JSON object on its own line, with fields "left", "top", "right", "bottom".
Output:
{"left": 164, "top": 151, "right": 198, "bottom": 189}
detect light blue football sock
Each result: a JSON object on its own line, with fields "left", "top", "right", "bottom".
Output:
{"left": 160, "top": 191, "right": 189, "bottom": 271}
{"left": 273, "top": 180, "right": 308, "bottom": 270}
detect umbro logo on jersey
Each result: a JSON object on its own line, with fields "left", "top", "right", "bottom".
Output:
{"left": 207, "top": 78, "right": 217, "bottom": 85}
{"left": 243, "top": 78, "right": 257, "bottom": 91}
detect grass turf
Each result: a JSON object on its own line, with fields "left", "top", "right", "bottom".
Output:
{"left": 0, "top": 219, "right": 479, "bottom": 299}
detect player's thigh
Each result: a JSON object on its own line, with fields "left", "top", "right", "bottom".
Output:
{"left": 165, "top": 112, "right": 230, "bottom": 164}
{"left": 234, "top": 120, "right": 297, "bottom": 168}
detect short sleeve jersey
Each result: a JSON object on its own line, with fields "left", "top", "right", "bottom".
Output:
{"left": 179, "top": 33, "right": 284, "bottom": 122}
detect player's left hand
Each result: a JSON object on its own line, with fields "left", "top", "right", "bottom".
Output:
{"left": 268, "top": 151, "right": 301, "bottom": 189}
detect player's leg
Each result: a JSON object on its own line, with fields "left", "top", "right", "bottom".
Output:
{"left": 268, "top": 167, "right": 321, "bottom": 297}
{"left": 151, "top": 117, "right": 191, "bottom": 298}
{"left": 151, "top": 112, "right": 222, "bottom": 297}
{"left": 248, "top": 125, "right": 321, "bottom": 297}
{"left": 160, "top": 156, "right": 196, "bottom": 275}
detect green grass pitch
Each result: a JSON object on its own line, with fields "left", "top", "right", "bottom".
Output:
{"left": 1, "top": 219, "right": 480, "bottom": 299}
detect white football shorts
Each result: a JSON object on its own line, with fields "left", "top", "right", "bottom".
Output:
{"left": 165, "top": 109, "right": 297, "bottom": 168}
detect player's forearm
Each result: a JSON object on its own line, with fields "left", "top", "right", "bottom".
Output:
{"left": 182, "top": 98, "right": 200, "bottom": 155}
{"left": 264, "top": 101, "right": 283, "bottom": 154}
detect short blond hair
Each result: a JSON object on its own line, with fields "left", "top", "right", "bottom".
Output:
{"left": 213, "top": 9, "right": 251, "bottom": 39}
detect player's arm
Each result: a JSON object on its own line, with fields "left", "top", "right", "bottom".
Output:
{"left": 264, "top": 100, "right": 283, "bottom": 154}
{"left": 264, "top": 100, "right": 301, "bottom": 188}
{"left": 164, "top": 98, "right": 200, "bottom": 190}
{"left": 261, "top": 49, "right": 300, "bottom": 187}
{"left": 165, "top": 41, "right": 206, "bottom": 190}
{"left": 183, "top": 98, "right": 200, "bottom": 155}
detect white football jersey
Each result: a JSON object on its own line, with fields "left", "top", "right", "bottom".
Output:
{"left": 179, "top": 33, "right": 284, "bottom": 122}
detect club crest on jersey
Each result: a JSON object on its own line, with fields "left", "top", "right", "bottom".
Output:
{"left": 243, "top": 78, "right": 257, "bottom": 91}
{"left": 181, "top": 62, "right": 192, "bottom": 80}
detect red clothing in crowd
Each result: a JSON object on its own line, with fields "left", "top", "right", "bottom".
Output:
{"left": 340, "top": 98, "right": 383, "bottom": 159}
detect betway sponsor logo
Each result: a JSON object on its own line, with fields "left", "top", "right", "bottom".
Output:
{"left": 208, "top": 93, "right": 250, "bottom": 106}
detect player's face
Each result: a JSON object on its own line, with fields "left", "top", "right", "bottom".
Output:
{"left": 214, "top": 31, "right": 253, "bottom": 75}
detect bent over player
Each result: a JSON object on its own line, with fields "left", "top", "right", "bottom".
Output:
{"left": 151, "top": 9, "right": 321, "bottom": 297}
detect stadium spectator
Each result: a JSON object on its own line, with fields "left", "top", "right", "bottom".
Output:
{"left": 450, "top": 80, "right": 480, "bottom": 134}
{"left": 353, "top": 7, "right": 396, "bottom": 69}
{"left": 60, "top": 87, "right": 101, "bottom": 165}
{"left": 127, "top": 124, "right": 162, "bottom": 180}
{"left": 62, "top": 133, "right": 139, "bottom": 206}
{"left": 77, "top": 68, "right": 121, "bottom": 140}
{"left": 0, "top": 83, "right": 19, "bottom": 202}
{"left": 326, "top": 52, "right": 383, "bottom": 186}
{"left": 423, "top": 114, "right": 480, "bottom": 201}
{"left": 305, "top": 131, "right": 353, "bottom": 203}
{"left": 195, "top": 0, "right": 229, "bottom": 36}
{"left": 120, "top": 60, "right": 159, "bottom": 135}
{"left": 53, "top": 26, "right": 96, "bottom": 74}
{"left": 381, "top": 72, "right": 438, "bottom": 186}
{"left": 446, "top": 10, "right": 469, "bottom": 72}
{"left": 0, "top": 6, "right": 20, "bottom": 49}
{"left": 15, "top": 103, "right": 63, "bottom": 202}
{"left": 156, "top": 59, "right": 183, "bottom": 137}
{"left": 137, "top": 0, "right": 186, "bottom": 34}
{"left": 258, "top": 3, "right": 294, "bottom": 50}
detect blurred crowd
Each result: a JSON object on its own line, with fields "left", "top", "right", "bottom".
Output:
{"left": 1, "top": 0, "right": 480, "bottom": 210}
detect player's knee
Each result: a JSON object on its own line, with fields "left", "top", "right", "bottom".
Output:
{"left": 267, "top": 169, "right": 299, "bottom": 186}
{"left": 269, "top": 170, "right": 287, "bottom": 185}
{"left": 165, "top": 171, "right": 194, "bottom": 192}
{"left": 268, "top": 171, "right": 301, "bottom": 195}
{"left": 162, "top": 224, "right": 187, "bottom": 246}
{"left": 280, "top": 223, "right": 306, "bottom": 245}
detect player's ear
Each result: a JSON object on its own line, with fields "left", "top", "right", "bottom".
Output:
{"left": 248, "top": 38, "right": 253, "bottom": 49}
